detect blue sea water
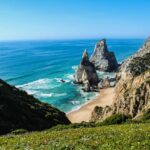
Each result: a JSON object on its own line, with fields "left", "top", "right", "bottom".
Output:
{"left": 0, "top": 39, "right": 144, "bottom": 112}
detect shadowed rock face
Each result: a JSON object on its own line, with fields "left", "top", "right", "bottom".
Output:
{"left": 74, "top": 49, "right": 99, "bottom": 91}
{"left": 91, "top": 37, "right": 150, "bottom": 122}
{"left": 91, "top": 39, "right": 118, "bottom": 72}
{"left": 0, "top": 79, "right": 70, "bottom": 135}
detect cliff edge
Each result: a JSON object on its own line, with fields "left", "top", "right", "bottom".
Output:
{"left": 91, "top": 38, "right": 150, "bottom": 121}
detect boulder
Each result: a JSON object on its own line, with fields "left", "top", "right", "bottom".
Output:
{"left": 98, "top": 77, "right": 116, "bottom": 89}
{"left": 74, "top": 49, "right": 99, "bottom": 90}
{"left": 91, "top": 39, "right": 118, "bottom": 72}
{"left": 102, "top": 77, "right": 110, "bottom": 88}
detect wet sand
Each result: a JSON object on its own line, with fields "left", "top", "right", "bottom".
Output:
{"left": 67, "top": 87, "right": 115, "bottom": 123}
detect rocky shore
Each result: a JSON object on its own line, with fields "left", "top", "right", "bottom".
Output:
{"left": 69, "top": 37, "right": 150, "bottom": 123}
{"left": 91, "top": 37, "right": 150, "bottom": 122}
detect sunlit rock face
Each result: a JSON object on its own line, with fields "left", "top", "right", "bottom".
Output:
{"left": 74, "top": 49, "right": 99, "bottom": 91}
{"left": 91, "top": 38, "right": 150, "bottom": 122}
{"left": 91, "top": 39, "right": 118, "bottom": 72}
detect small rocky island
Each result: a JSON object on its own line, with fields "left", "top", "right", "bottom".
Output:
{"left": 74, "top": 39, "right": 118, "bottom": 92}
{"left": 74, "top": 49, "right": 99, "bottom": 92}
{"left": 91, "top": 39, "right": 118, "bottom": 72}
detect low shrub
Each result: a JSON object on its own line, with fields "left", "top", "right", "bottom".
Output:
{"left": 102, "top": 114, "right": 132, "bottom": 125}
{"left": 142, "top": 109, "right": 150, "bottom": 120}
{"left": 11, "top": 129, "right": 28, "bottom": 135}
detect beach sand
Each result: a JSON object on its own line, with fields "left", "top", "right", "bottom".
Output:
{"left": 67, "top": 87, "right": 115, "bottom": 123}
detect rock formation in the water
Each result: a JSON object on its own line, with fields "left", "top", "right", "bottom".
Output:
{"left": 91, "top": 37, "right": 150, "bottom": 122}
{"left": 98, "top": 76, "right": 117, "bottom": 89}
{"left": 91, "top": 39, "right": 118, "bottom": 72}
{"left": 0, "top": 79, "right": 70, "bottom": 135}
{"left": 74, "top": 49, "right": 99, "bottom": 91}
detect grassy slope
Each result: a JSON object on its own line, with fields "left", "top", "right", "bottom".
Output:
{"left": 0, "top": 123, "right": 150, "bottom": 150}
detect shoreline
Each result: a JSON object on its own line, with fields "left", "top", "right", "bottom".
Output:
{"left": 67, "top": 87, "right": 115, "bottom": 123}
{"left": 66, "top": 92, "right": 100, "bottom": 114}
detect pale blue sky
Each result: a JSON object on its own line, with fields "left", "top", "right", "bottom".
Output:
{"left": 0, "top": 0, "right": 150, "bottom": 40}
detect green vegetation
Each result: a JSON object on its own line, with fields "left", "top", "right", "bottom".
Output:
{"left": 142, "top": 109, "right": 150, "bottom": 121}
{"left": 10, "top": 129, "right": 28, "bottom": 135}
{"left": 0, "top": 123, "right": 150, "bottom": 150}
{"left": 128, "top": 53, "right": 150, "bottom": 76}
{"left": 102, "top": 114, "right": 131, "bottom": 125}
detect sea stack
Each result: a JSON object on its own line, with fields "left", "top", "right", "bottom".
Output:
{"left": 91, "top": 39, "right": 118, "bottom": 72}
{"left": 74, "top": 49, "right": 99, "bottom": 91}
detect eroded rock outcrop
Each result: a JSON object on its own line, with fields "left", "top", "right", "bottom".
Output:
{"left": 91, "top": 39, "right": 118, "bottom": 72}
{"left": 91, "top": 38, "right": 150, "bottom": 122}
{"left": 74, "top": 49, "right": 99, "bottom": 91}
{"left": 0, "top": 79, "right": 70, "bottom": 135}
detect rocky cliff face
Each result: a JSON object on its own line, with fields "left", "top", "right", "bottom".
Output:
{"left": 91, "top": 39, "right": 118, "bottom": 72}
{"left": 91, "top": 38, "right": 150, "bottom": 122}
{"left": 74, "top": 49, "right": 99, "bottom": 91}
{"left": 0, "top": 79, "right": 70, "bottom": 135}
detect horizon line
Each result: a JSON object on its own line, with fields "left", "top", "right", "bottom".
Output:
{"left": 0, "top": 37, "right": 147, "bottom": 42}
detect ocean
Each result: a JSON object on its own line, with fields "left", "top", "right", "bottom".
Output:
{"left": 0, "top": 39, "right": 144, "bottom": 112}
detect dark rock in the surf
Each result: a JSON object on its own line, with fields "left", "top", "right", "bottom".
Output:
{"left": 98, "top": 77, "right": 116, "bottom": 89}
{"left": 60, "top": 79, "right": 66, "bottom": 83}
{"left": 91, "top": 39, "right": 118, "bottom": 72}
{"left": 74, "top": 49, "right": 99, "bottom": 91}
{"left": 0, "top": 79, "right": 70, "bottom": 135}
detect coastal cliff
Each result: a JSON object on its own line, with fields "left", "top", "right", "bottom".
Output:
{"left": 91, "top": 38, "right": 150, "bottom": 122}
{"left": 0, "top": 79, "right": 70, "bottom": 135}
{"left": 91, "top": 39, "right": 118, "bottom": 72}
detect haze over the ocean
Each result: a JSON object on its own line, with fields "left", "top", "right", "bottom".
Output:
{"left": 0, "top": 0, "right": 150, "bottom": 41}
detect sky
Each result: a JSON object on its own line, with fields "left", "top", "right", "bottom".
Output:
{"left": 0, "top": 0, "right": 150, "bottom": 40}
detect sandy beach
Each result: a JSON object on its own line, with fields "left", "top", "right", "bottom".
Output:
{"left": 67, "top": 87, "right": 115, "bottom": 123}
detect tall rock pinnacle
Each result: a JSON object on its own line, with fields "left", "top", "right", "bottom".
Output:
{"left": 74, "top": 49, "right": 99, "bottom": 91}
{"left": 91, "top": 39, "right": 118, "bottom": 72}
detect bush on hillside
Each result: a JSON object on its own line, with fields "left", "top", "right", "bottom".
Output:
{"left": 102, "top": 114, "right": 132, "bottom": 125}
{"left": 11, "top": 129, "right": 28, "bottom": 135}
{"left": 142, "top": 109, "right": 150, "bottom": 120}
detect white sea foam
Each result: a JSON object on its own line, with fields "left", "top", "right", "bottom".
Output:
{"left": 65, "top": 74, "right": 74, "bottom": 80}
{"left": 72, "top": 65, "right": 78, "bottom": 70}
{"left": 17, "top": 78, "right": 52, "bottom": 90}
{"left": 38, "top": 93, "right": 53, "bottom": 98}
{"left": 17, "top": 78, "right": 62, "bottom": 97}
{"left": 37, "top": 93, "right": 67, "bottom": 98}
{"left": 70, "top": 100, "right": 80, "bottom": 105}
{"left": 25, "top": 90, "right": 39, "bottom": 95}
{"left": 54, "top": 93, "right": 67, "bottom": 97}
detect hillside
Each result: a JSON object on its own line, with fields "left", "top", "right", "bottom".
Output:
{"left": 0, "top": 123, "right": 150, "bottom": 150}
{"left": 0, "top": 79, "right": 70, "bottom": 135}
